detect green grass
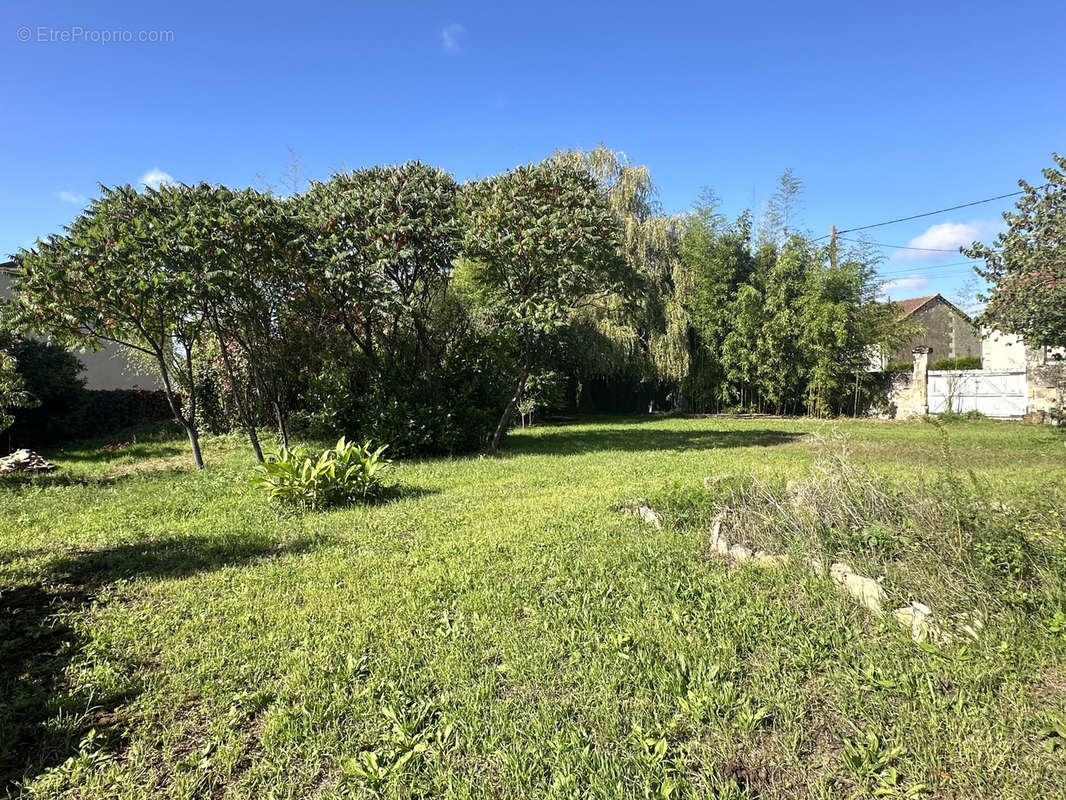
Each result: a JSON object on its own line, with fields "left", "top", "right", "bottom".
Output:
{"left": 2, "top": 416, "right": 1065, "bottom": 799}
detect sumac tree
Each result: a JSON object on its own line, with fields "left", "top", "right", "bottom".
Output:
{"left": 14, "top": 185, "right": 210, "bottom": 467}
{"left": 460, "top": 161, "right": 634, "bottom": 450}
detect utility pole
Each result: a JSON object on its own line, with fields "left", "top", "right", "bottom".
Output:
{"left": 829, "top": 225, "right": 838, "bottom": 269}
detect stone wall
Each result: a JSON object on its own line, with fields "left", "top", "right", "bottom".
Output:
{"left": 884, "top": 345, "right": 1062, "bottom": 423}
{"left": 1026, "top": 348, "right": 1065, "bottom": 423}
{"left": 885, "top": 347, "right": 931, "bottom": 419}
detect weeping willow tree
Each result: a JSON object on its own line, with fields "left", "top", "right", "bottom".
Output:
{"left": 549, "top": 146, "right": 689, "bottom": 408}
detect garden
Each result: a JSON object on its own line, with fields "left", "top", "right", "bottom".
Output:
{"left": 2, "top": 151, "right": 1065, "bottom": 799}
{"left": 2, "top": 416, "right": 1065, "bottom": 798}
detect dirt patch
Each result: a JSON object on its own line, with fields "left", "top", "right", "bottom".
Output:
{"left": 1034, "top": 667, "right": 1066, "bottom": 707}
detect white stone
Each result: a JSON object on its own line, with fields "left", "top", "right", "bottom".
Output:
{"left": 710, "top": 515, "right": 730, "bottom": 555}
{"left": 634, "top": 503, "right": 662, "bottom": 530}
{"left": 728, "top": 544, "right": 753, "bottom": 562}
{"left": 893, "top": 604, "right": 934, "bottom": 642}
{"left": 829, "top": 563, "right": 887, "bottom": 615}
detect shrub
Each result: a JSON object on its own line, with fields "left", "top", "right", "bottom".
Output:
{"left": 253, "top": 437, "right": 391, "bottom": 510}
{"left": 293, "top": 335, "right": 514, "bottom": 456}
{"left": 931, "top": 355, "right": 982, "bottom": 370}
{"left": 517, "top": 370, "right": 566, "bottom": 426}
{"left": 4, "top": 338, "right": 87, "bottom": 446}
{"left": 935, "top": 408, "right": 987, "bottom": 423}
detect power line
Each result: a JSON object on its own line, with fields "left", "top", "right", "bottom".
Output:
{"left": 817, "top": 186, "right": 1034, "bottom": 241}
{"left": 877, "top": 259, "right": 979, "bottom": 273}
{"left": 836, "top": 190, "right": 1025, "bottom": 235}
{"left": 874, "top": 260, "right": 980, "bottom": 279}
{"left": 839, "top": 235, "right": 960, "bottom": 253}
{"left": 878, "top": 264, "right": 976, "bottom": 279}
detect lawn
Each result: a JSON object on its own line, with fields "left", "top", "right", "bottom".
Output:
{"left": 2, "top": 416, "right": 1065, "bottom": 799}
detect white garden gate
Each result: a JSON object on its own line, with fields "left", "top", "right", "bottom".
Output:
{"left": 927, "top": 370, "right": 1027, "bottom": 418}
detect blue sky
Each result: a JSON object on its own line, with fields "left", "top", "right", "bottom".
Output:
{"left": 2, "top": 0, "right": 1064, "bottom": 303}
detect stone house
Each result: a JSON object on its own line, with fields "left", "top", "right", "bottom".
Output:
{"left": 886, "top": 294, "right": 981, "bottom": 365}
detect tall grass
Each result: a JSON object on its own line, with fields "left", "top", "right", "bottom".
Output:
{"left": 653, "top": 425, "right": 1066, "bottom": 620}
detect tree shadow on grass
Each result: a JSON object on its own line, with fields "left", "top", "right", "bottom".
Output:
{"left": 0, "top": 531, "right": 324, "bottom": 794}
{"left": 43, "top": 440, "right": 189, "bottom": 465}
{"left": 501, "top": 425, "right": 806, "bottom": 457}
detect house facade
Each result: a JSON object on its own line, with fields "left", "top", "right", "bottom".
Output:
{"left": 1, "top": 261, "right": 160, "bottom": 391}
{"left": 886, "top": 294, "right": 981, "bottom": 365}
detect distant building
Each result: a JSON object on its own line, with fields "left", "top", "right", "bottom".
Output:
{"left": 1, "top": 260, "right": 160, "bottom": 390}
{"left": 981, "top": 328, "right": 1029, "bottom": 371}
{"left": 885, "top": 294, "right": 981, "bottom": 366}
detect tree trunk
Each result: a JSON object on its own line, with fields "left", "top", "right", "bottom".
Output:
{"left": 275, "top": 401, "right": 289, "bottom": 449}
{"left": 152, "top": 346, "right": 204, "bottom": 470}
{"left": 214, "top": 325, "right": 264, "bottom": 463}
{"left": 184, "top": 422, "right": 205, "bottom": 470}
{"left": 488, "top": 365, "right": 530, "bottom": 453}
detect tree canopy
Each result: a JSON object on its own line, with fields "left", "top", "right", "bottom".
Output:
{"left": 460, "top": 159, "right": 634, "bottom": 449}
{"left": 9, "top": 149, "right": 930, "bottom": 462}
{"left": 965, "top": 153, "right": 1066, "bottom": 350}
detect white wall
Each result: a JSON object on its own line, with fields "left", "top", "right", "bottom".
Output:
{"left": 1, "top": 266, "right": 160, "bottom": 390}
{"left": 981, "top": 327, "right": 1027, "bottom": 371}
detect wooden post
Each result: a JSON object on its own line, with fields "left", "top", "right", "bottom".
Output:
{"left": 829, "top": 225, "right": 837, "bottom": 269}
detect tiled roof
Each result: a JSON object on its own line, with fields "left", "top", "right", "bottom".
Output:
{"left": 893, "top": 294, "right": 940, "bottom": 316}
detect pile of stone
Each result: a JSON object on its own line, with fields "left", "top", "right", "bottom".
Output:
{"left": 708, "top": 512, "right": 983, "bottom": 645}
{"left": 0, "top": 449, "right": 58, "bottom": 474}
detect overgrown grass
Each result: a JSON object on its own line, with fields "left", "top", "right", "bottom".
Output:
{"left": 1, "top": 417, "right": 1064, "bottom": 798}
{"left": 651, "top": 423, "right": 1066, "bottom": 621}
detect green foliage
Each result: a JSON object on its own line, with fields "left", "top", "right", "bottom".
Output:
{"left": 460, "top": 159, "right": 635, "bottom": 448}
{"left": 966, "top": 153, "right": 1066, "bottom": 350}
{"left": 930, "top": 355, "right": 982, "bottom": 370}
{"left": 252, "top": 437, "right": 391, "bottom": 509}
{"left": 176, "top": 184, "right": 310, "bottom": 457}
{"left": 549, "top": 147, "right": 686, "bottom": 394}
{"left": 678, "top": 180, "right": 900, "bottom": 416}
{"left": 302, "top": 162, "right": 460, "bottom": 369}
{"left": 517, "top": 369, "right": 566, "bottom": 426}
{"left": 935, "top": 408, "right": 987, "bottom": 423}
{"left": 293, "top": 334, "right": 513, "bottom": 455}
{"left": 2, "top": 338, "right": 87, "bottom": 447}
{"left": 2, "top": 419, "right": 1066, "bottom": 797}
{"left": 460, "top": 161, "right": 632, "bottom": 339}
{"left": 841, "top": 730, "right": 916, "bottom": 796}
{"left": 0, "top": 350, "right": 33, "bottom": 436}
{"left": 9, "top": 155, "right": 934, "bottom": 464}
{"left": 13, "top": 184, "right": 209, "bottom": 466}
{"left": 1, "top": 307, "right": 172, "bottom": 447}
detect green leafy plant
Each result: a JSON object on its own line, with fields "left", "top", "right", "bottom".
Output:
{"left": 930, "top": 355, "right": 982, "bottom": 371}
{"left": 252, "top": 437, "right": 391, "bottom": 509}
{"left": 1040, "top": 713, "right": 1066, "bottom": 752}
{"left": 842, "top": 730, "right": 904, "bottom": 792}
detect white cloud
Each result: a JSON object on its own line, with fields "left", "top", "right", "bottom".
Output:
{"left": 139, "top": 167, "right": 175, "bottom": 189}
{"left": 441, "top": 23, "right": 464, "bottom": 54}
{"left": 58, "top": 190, "right": 87, "bottom": 205}
{"left": 892, "top": 219, "right": 996, "bottom": 261}
{"left": 878, "top": 275, "right": 929, "bottom": 296}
